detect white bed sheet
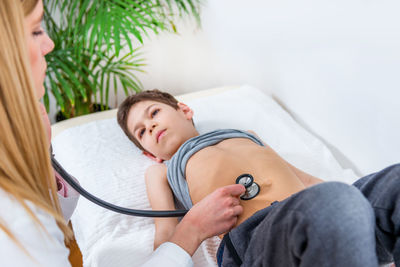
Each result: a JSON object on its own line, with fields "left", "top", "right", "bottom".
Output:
{"left": 52, "top": 85, "right": 358, "bottom": 267}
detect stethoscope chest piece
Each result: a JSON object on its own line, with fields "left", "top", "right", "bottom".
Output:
{"left": 235, "top": 174, "right": 260, "bottom": 200}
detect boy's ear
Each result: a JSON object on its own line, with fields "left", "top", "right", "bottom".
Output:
{"left": 177, "top": 102, "right": 194, "bottom": 120}
{"left": 143, "top": 151, "right": 164, "bottom": 163}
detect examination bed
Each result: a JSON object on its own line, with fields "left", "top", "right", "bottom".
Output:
{"left": 52, "top": 85, "right": 359, "bottom": 267}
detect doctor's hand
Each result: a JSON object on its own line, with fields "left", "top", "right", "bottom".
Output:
{"left": 169, "top": 184, "right": 245, "bottom": 256}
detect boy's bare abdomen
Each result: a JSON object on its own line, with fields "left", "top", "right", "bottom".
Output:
{"left": 185, "top": 138, "right": 305, "bottom": 226}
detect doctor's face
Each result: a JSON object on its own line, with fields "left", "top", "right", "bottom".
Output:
{"left": 24, "top": 0, "right": 54, "bottom": 143}
{"left": 24, "top": 0, "right": 54, "bottom": 100}
{"left": 127, "top": 100, "right": 197, "bottom": 161}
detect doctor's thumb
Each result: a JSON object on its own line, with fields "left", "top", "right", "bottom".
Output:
{"left": 223, "top": 184, "right": 246, "bottom": 197}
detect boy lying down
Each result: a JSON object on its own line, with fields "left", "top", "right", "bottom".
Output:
{"left": 116, "top": 89, "right": 323, "bottom": 248}
{"left": 117, "top": 89, "right": 400, "bottom": 267}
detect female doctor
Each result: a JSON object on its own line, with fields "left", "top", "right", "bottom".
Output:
{"left": 0, "top": 0, "right": 245, "bottom": 266}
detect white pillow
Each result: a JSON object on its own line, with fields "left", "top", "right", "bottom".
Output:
{"left": 52, "top": 85, "right": 357, "bottom": 267}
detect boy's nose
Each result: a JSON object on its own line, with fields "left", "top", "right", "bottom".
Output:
{"left": 149, "top": 123, "right": 156, "bottom": 133}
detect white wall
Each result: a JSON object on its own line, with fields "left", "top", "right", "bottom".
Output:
{"left": 51, "top": 0, "right": 400, "bottom": 175}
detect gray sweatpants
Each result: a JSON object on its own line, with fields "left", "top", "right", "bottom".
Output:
{"left": 217, "top": 164, "right": 400, "bottom": 267}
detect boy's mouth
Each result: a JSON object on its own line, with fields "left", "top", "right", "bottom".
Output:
{"left": 156, "top": 129, "right": 166, "bottom": 143}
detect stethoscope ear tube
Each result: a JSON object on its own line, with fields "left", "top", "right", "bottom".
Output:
{"left": 51, "top": 155, "right": 188, "bottom": 218}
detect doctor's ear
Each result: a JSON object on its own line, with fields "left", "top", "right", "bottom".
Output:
{"left": 143, "top": 151, "right": 163, "bottom": 163}
{"left": 177, "top": 102, "right": 194, "bottom": 120}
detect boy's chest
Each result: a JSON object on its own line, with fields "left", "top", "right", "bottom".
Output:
{"left": 184, "top": 138, "right": 271, "bottom": 202}
{"left": 186, "top": 138, "right": 262, "bottom": 177}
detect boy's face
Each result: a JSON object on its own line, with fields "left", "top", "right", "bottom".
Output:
{"left": 126, "top": 100, "right": 197, "bottom": 161}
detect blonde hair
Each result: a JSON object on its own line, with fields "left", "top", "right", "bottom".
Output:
{"left": 0, "top": 0, "right": 72, "bottom": 251}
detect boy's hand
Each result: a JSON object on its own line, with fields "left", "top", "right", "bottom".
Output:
{"left": 170, "top": 184, "right": 245, "bottom": 255}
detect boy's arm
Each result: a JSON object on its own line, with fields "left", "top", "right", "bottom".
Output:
{"left": 145, "top": 164, "right": 179, "bottom": 250}
{"left": 247, "top": 130, "right": 324, "bottom": 187}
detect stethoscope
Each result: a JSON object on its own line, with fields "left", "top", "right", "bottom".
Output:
{"left": 51, "top": 151, "right": 260, "bottom": 218}
{"left": 235, "top": 174, "right": 260, "bottom": 200}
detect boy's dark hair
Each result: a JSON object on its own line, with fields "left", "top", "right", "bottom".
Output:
{"left": 117, "top": 89, "right": 179, "bottom": 151}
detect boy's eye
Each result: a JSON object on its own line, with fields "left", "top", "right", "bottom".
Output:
{"left": 151, "top": 109, "right": 159, "bottom": 117}
{"left": 139, "top": 129, "right": 145, "bottom": 138}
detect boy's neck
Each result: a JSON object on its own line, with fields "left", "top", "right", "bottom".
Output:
{"left": 168, "top": 129, "right": 199, "bottom": 160}
{"left": 190, "top": 130, "right": 200, "bottom": 139}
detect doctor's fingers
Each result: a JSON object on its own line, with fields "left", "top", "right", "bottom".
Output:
{"left": 225, "top": 206, "right": 243, "bottom": 231}
{"left": 227, "top": 204, "right": 243, "bottom": 218}
{"left": 233, "top": 204, "right": 243, "bottom": 216}
{"left": 230, "top": 197, "right": 240, "bottom": 207}
{"left": 221, "top": 194, "right": 241, "bottom": 208}
{"left": 218, "top": 184, "right": 245, "bottom": 198}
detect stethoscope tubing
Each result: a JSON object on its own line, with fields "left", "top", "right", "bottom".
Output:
{"left": 51, "top": 155, "right": 188, "bottom": 218}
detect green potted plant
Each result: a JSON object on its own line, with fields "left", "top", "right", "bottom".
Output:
{"left": 43, "top": 0, "right": 201, "bottom": 120}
